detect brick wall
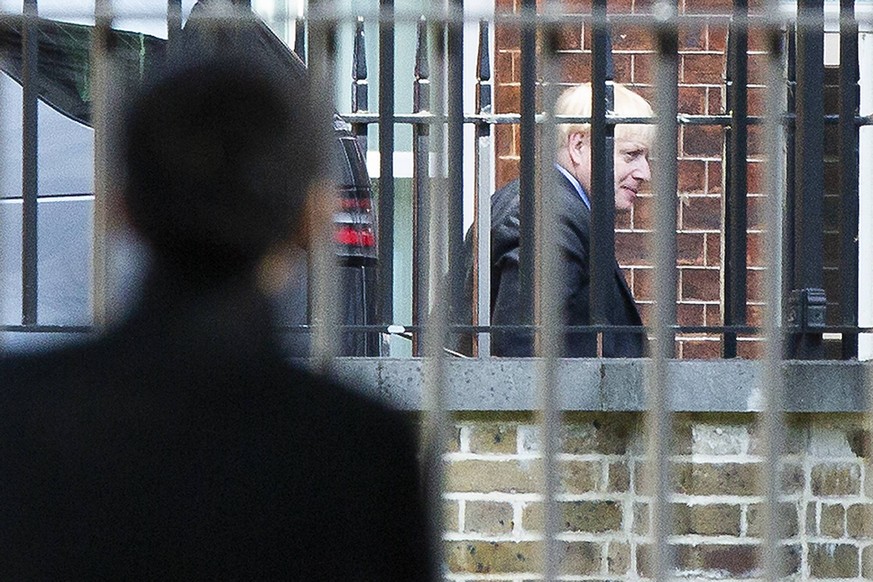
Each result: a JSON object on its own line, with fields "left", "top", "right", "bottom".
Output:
{"left": 442, "top": 413, "right": 873, "bottom": 579}
{"left": 493, "top": 0, "right": 846, "bottom": 358}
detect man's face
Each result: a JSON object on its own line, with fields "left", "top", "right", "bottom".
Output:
{"left": 566, "top": 133, "right": 652, "bottom": 212}
{"left": 613, "top": 138, "right": 651, "bottom": 211}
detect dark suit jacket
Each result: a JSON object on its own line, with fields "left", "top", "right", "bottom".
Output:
{"left": 451, "top": 170, "right": 645, "bottom": 358}
{"left": 0, "top": 273, "right": 431, "bottom": 580}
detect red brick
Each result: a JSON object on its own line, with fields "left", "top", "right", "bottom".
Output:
{"left": 747, "top": 51, "right": 771, "bottom": 85}
{"left": 631, "top": 194, "right": 654, "bottom": 230}
{"left": 677, "top": 159, "right": 707, "bottom": 193}
{"left": 677, "top": 232, "right": 706, "bottom": 266}
{"left": 495, "top": 51, "right": 516, "bottom": 84}
{"left": 681, "top": 0, "right": 732, "bottom": 16}
{"left": 612, "top": 25, "right": 653, "bottom": 51}
{"left": 605, "top": 0, "right": 634, "bottom": 14}
{"left": 633, "top": 267, "right": 653, "bottom": 300}
{"left": 705, "top": 303, "right": 722, "bottom": 326}
{"left": 747, "top": 304, "right": 765, "bottom": 327}
{"left": 746, "top": 268, "right": 764, "bottom": 302}
{"left": 612, "top": 53, "right": 633, "bottom": 85}
{"left": 561, "top": 0, "right": 588, "bottom": 13}
{"left": 495, "top": 0, "right": 516, "bottom": 12}
{"left": 495, "top": 22, "right": 520, "bottom": 52}
{"left": 495, "top": 124, "right": 516, "bottom": 157}
{"left": 633, "top": 53, "right": 656, "bottom": 84}
{"left": 681, "top": 195, "right": 721, "bottom": 231}
{"left": 748, "top": 125, "right": 765, "bottom": 157}
{"left": 747, "top": 195, "right": 766, "bottom": 230}
{"left": 746, "top": 86, "right": 767, "bottom": 116}
{"left": 708, "top": 160, "right": 723, "bottom": 194}
{"left": 682, "top": 53, "right": 725, "bottom": 85}
{"left": 682, "top": 268, "right": 719, "bottom": 301}
{"left": 737, "top": 339, "right": 764, "bottom": 359}
{"left": 495, "top": 156, "right": 519, "bottom": 190}
{"left": 495, "top": 83, "right": 520, "bottom": 114}
{"left": 747, "top": 231, "right": 765, "bottom": 268}
{"left": 678, "top": 303, "right": 705, "bottom": 326}
{"left": 683, "top": 125, "right": 723, "bottom": 158}
{"left": 559, "top": 52, "right": 592, "bottom": 84}
{"left": 707, "top": 24, "right": 727, "bottom": 52}
{"left": 678, "top": 87, "right": 708, "bottom": 116}
{"left": 707, "top": 87, "right": 724, "bottom": 116}
{"left": 706, "top": 232, "right": 721, "bottom": 267}
{"left": 747, "top": 161, "right": 764, "bottom": 193}
{"left": 679, "top": 25, "right": 707, "bottom": 50}
{"left": 681, "top": 338, "right": 722, "bottom": 359}
{"left": 632, "top": 0, "right": 656, "bottom": 14}
{"left": 616, "top": 231, "right": 652, "bottom": 266}
{"left": 555, "top": 24, "right": 582, "bottom": 51}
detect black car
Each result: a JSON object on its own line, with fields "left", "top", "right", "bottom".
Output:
{"left": 0, "top": 5, "right": 380, "bottom": 356}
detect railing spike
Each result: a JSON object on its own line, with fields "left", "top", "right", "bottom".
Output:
{"left": 352, "top": 16, "right": 368, "bottom": 114}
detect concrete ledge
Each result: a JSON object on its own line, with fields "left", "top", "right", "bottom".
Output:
{"left": 326, "top": 358, "right": 872, "bottom": 412}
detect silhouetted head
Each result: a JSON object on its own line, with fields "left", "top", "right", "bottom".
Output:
{"left": 121, "top": 57, "right": 330, "bottom": 280}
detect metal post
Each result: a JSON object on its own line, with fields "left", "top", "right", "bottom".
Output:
{"left": 723, "top": 0, "right": 748, "bottom": 358}
{"left": 536, "top": 4, "right": 562, "bottom": 579}
{"left": 789, "top": 0, "right": 825, "bottom": 359}
{"left": 378, "top": 0, "right": 395, "bottom": 341}
{"left": 413, "top": 16, "right": 430, "bottom": 356}
{"left": 474, "top": 19, "right": 492, "bottom": 357}
{"left": 91, "top": 0, "right": 113, "bottom": 327}
{"left": 420, "top": 14, "right": 448, "bottom": 581}
{"left": 589, "top": 0, "right": 615, "bottom": 347}
{"left": 446, "top": 0, "right": 465, "bottom": 340}
{"left": 648, "top": 2, "right": 679, "bottom": 579}
{"left": 351, "top": 17, "right": 369, "bottom": 155}
{"left": 838, "top": 0, "right": 859, "bottom": 359}
{"left": 760, "top": 7, "right": 788, "bottom": 578}
{"left": 21, "top": 0, "right": 38, "bottom": 326}
{"left": 308, "top": 0, "right": 340, "bottom": 368}
{"left": 518, "top": 0, "right": 537, "bottom": 336}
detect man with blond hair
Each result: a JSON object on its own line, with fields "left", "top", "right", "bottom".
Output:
{"left": 452, "top": 82, "right": 654, "bottom": 357}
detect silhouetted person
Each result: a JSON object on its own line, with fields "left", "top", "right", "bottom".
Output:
{"left": 0, "top": 58, "right": 432, "bottom": 579}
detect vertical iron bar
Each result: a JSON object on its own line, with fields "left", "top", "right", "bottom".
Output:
{"left": 790, "top": 0, "right": 825, "bottom": 359}
{"left": 446, "top": 0, "right": 464, "bottom": 337}
{"left": 589, "top": 0, "right": 614, "bottom": 343}
{"left": 518, "top": 0, "right": 537, "bottom": 335}
{"left": 378, "top": 0, "right": 395, "bottom": 339}
{"left": 536, "top": 3, "right": 562, "bottom": 579}
{"left": 421, "top": 16, "right": 448, "bottom": 582}
{"left": 413, "top": 16, "right": 430, "bottom": 356}
{"left": 91, "top": 0, "right": 113, "bottom": 327}
{"left": 308, "top": 0, "right": 340, "bottom": 367}
{"left": 761, "top": 8, "right": 787, "bottom": 579}
{"left": 723, "top": 0, "right": 748, "bottom": 358}
{"left": 21, "top": 0, "right": 38, "bottom": 326}
{"left": 474, "top": 19, "right": 492, "bottom": 357}
{"left": 648, "top": 2, "right": 679, "bottom": 580}
{"left": 838, "top": 0, "right": 859, "bottom": 359}
{"left": 782, "top": 29, "right": 795, "bottom": 334}
{"left": 351, "top": 17, "right": 369, "bottom": 155}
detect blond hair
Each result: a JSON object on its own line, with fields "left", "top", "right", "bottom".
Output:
{"left": 555, "top": 83, "right": 654, "bottom": 149}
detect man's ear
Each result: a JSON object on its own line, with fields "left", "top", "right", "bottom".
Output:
{"left": 566, "top": 131, "right": 590, "bottom": 165}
